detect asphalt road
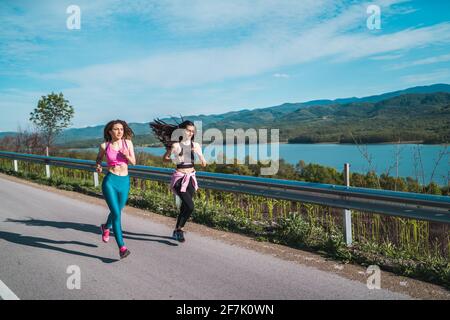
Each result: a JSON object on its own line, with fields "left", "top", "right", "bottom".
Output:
{"left": 0, "top": 176, "right": 411, "bottom": 300}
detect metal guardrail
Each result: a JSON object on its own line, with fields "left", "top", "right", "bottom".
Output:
{"left": 0, "top": 151, "right": 449, "bottom": 227}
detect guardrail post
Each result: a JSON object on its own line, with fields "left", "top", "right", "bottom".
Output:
{"left": 343, "top": 163, "right": 352, "bottom": 246}
{"left": 93, "top": 172, "right": 99, "bottom": 187}
{"left": 13, "top": 160, "right": 18, "bottom": 172}
{"left": 45, "top": 147, "right": 51, "bottom": 179}
{"left": 45, "top": 164, "right": 51, "bottom": 179}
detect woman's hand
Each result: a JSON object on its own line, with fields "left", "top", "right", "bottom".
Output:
{"left": 120, "top": 148, "right": 131, "bottom": 160}
{"left": 162, "top": 147, "right": 173, "bottom": 163}
{"left": 96, "top": 144, "right": 106, "bottom": 173}
{"left": 120, "top": 140, "right": 136, "bottom": 165}
{"left": 193, "top": 142, "right": 207, "bottom": 167}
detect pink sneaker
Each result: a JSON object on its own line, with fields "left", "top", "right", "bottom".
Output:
{"left": 100, "top": 224, "right": 110, "bottom": 243}
{"left": 119, "top": 246, "right": 130, "bottom": 259}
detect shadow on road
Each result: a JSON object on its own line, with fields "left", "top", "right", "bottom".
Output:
{"left": 5, "top": 218, "right": 178, "bottom": 246}
{"left": 0, "top": 230, "right": 117, "bottom": 263}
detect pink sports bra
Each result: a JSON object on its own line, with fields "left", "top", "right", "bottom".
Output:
{"left": 106, "top": 139, "right": 129, "bottom": 167}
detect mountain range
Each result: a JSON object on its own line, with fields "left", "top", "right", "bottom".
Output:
{"left": 1, "top": 83, "right": 449, "bottom": 146}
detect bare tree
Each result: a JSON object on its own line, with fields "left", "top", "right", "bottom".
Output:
{"left": 350, "top": 131, "right": 381, "bottom": 189}
{"left": 3, "top": 126, "right": 46, "bottom": 154}
{"left": 413, "top": 145, "right": 426, "bottom": 188}
{"left": 428, "top": 143, "right": 448, "bottom": 190}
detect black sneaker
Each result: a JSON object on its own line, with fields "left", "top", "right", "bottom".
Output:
{"left": 177, "top": 230, "right": 185, "bottom": 243}
{"left": 172, "top": 229, "right": 179, "bottom": 241}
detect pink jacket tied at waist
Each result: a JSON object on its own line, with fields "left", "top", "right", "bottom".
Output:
{"left": 170, "top": 170, "right": 198, "bottom": 193}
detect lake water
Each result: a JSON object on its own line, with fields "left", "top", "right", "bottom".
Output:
{"left": 72, "top": 143, "right": 449, "bottom": 186}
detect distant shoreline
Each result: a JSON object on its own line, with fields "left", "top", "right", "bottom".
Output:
{"left": 135, "top": 140, "right": 447, "bottom": 148}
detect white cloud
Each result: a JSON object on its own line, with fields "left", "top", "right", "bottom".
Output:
{"left": 273, "top": 73, "right": 290, "bottom": 78}
{"left": 401, "top": 69, "right": 450, "bottom": 84}
{"left": 151, "top": 0, "right": 332, "bottom": 33}
{"left": 42, "top": 16, "right": 450, "bottom": 90}
{"left": 370, "top": 53, "right": 404, "bottom": 60}
{"left": 389, "top": 53, "right": 450, "bottom": 70}
{"left": 0, "top": 0, "right": 404, "bottom": 62}
{"left": 333, "top": 23, "right": 450, "bottom": 61}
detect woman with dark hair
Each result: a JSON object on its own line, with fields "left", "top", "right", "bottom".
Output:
{"left": 95, "top": 120, "right": 136, "bottom": 259}
{"left": 150, "top": 118, "right": 207, "bottom": 242}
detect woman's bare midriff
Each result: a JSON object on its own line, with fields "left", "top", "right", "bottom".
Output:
{"left": 108, "top": 164, "right": 129, "bottom": 176}
{"left": 176, "top": 167, "right": 195, "bottom": 174}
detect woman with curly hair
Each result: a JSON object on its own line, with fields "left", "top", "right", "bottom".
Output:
{"left": 95, "top": 120, "right": 136, "bottom": 259}
{"left": 150, "top": 118, "right": 207, "bottom": 242}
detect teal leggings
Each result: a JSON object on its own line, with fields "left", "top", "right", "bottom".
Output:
{"left": 102, "top": 173, "right": 130, "bottom": 248}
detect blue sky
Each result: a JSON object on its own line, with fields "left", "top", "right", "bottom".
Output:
{"left": 1, "top": 0, "right": 450, "bottom": 132}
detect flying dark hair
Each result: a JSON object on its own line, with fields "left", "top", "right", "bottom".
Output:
{"left": 104, "top": 120, "right": 134, "bottom": 142}
{"left": 149, "top": 118, "right": 195, "bottom": 150}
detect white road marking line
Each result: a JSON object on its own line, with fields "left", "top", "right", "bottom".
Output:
{"left": 0, "top": 279, "right": 20, "bottom": 300}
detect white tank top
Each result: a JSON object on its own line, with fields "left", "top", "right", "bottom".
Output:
{"left": 172, "top": 141, "right": 194, "bottom": 165}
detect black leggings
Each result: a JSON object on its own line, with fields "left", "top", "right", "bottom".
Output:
{"left": 174, "top": 177, "right": 196, "bottom": 229}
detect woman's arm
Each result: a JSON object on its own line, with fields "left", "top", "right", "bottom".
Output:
{"left": 163, "top": 144, "right": 175, "bottom": 163}
{"left": 194, "top": 142, "right": 207, "bottom": 167}
{"left": 122, "top": 140, "right": 136, "bottom": 166}
{"left": 96, "top": 143, "right": 106, "bottom": 173}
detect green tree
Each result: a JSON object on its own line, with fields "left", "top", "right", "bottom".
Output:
{"left": 296, "top": 161, "right": 342, "bottom": 184}
{"left": 29, "top": 92, "right": 74, "bottom": 154}
{"left": 425, "top": 182, "right": 442, "bottom": 195}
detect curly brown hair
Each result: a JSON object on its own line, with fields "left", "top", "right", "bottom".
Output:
{"left": 103, "top": 120, "right": 134, "bottom": 142}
